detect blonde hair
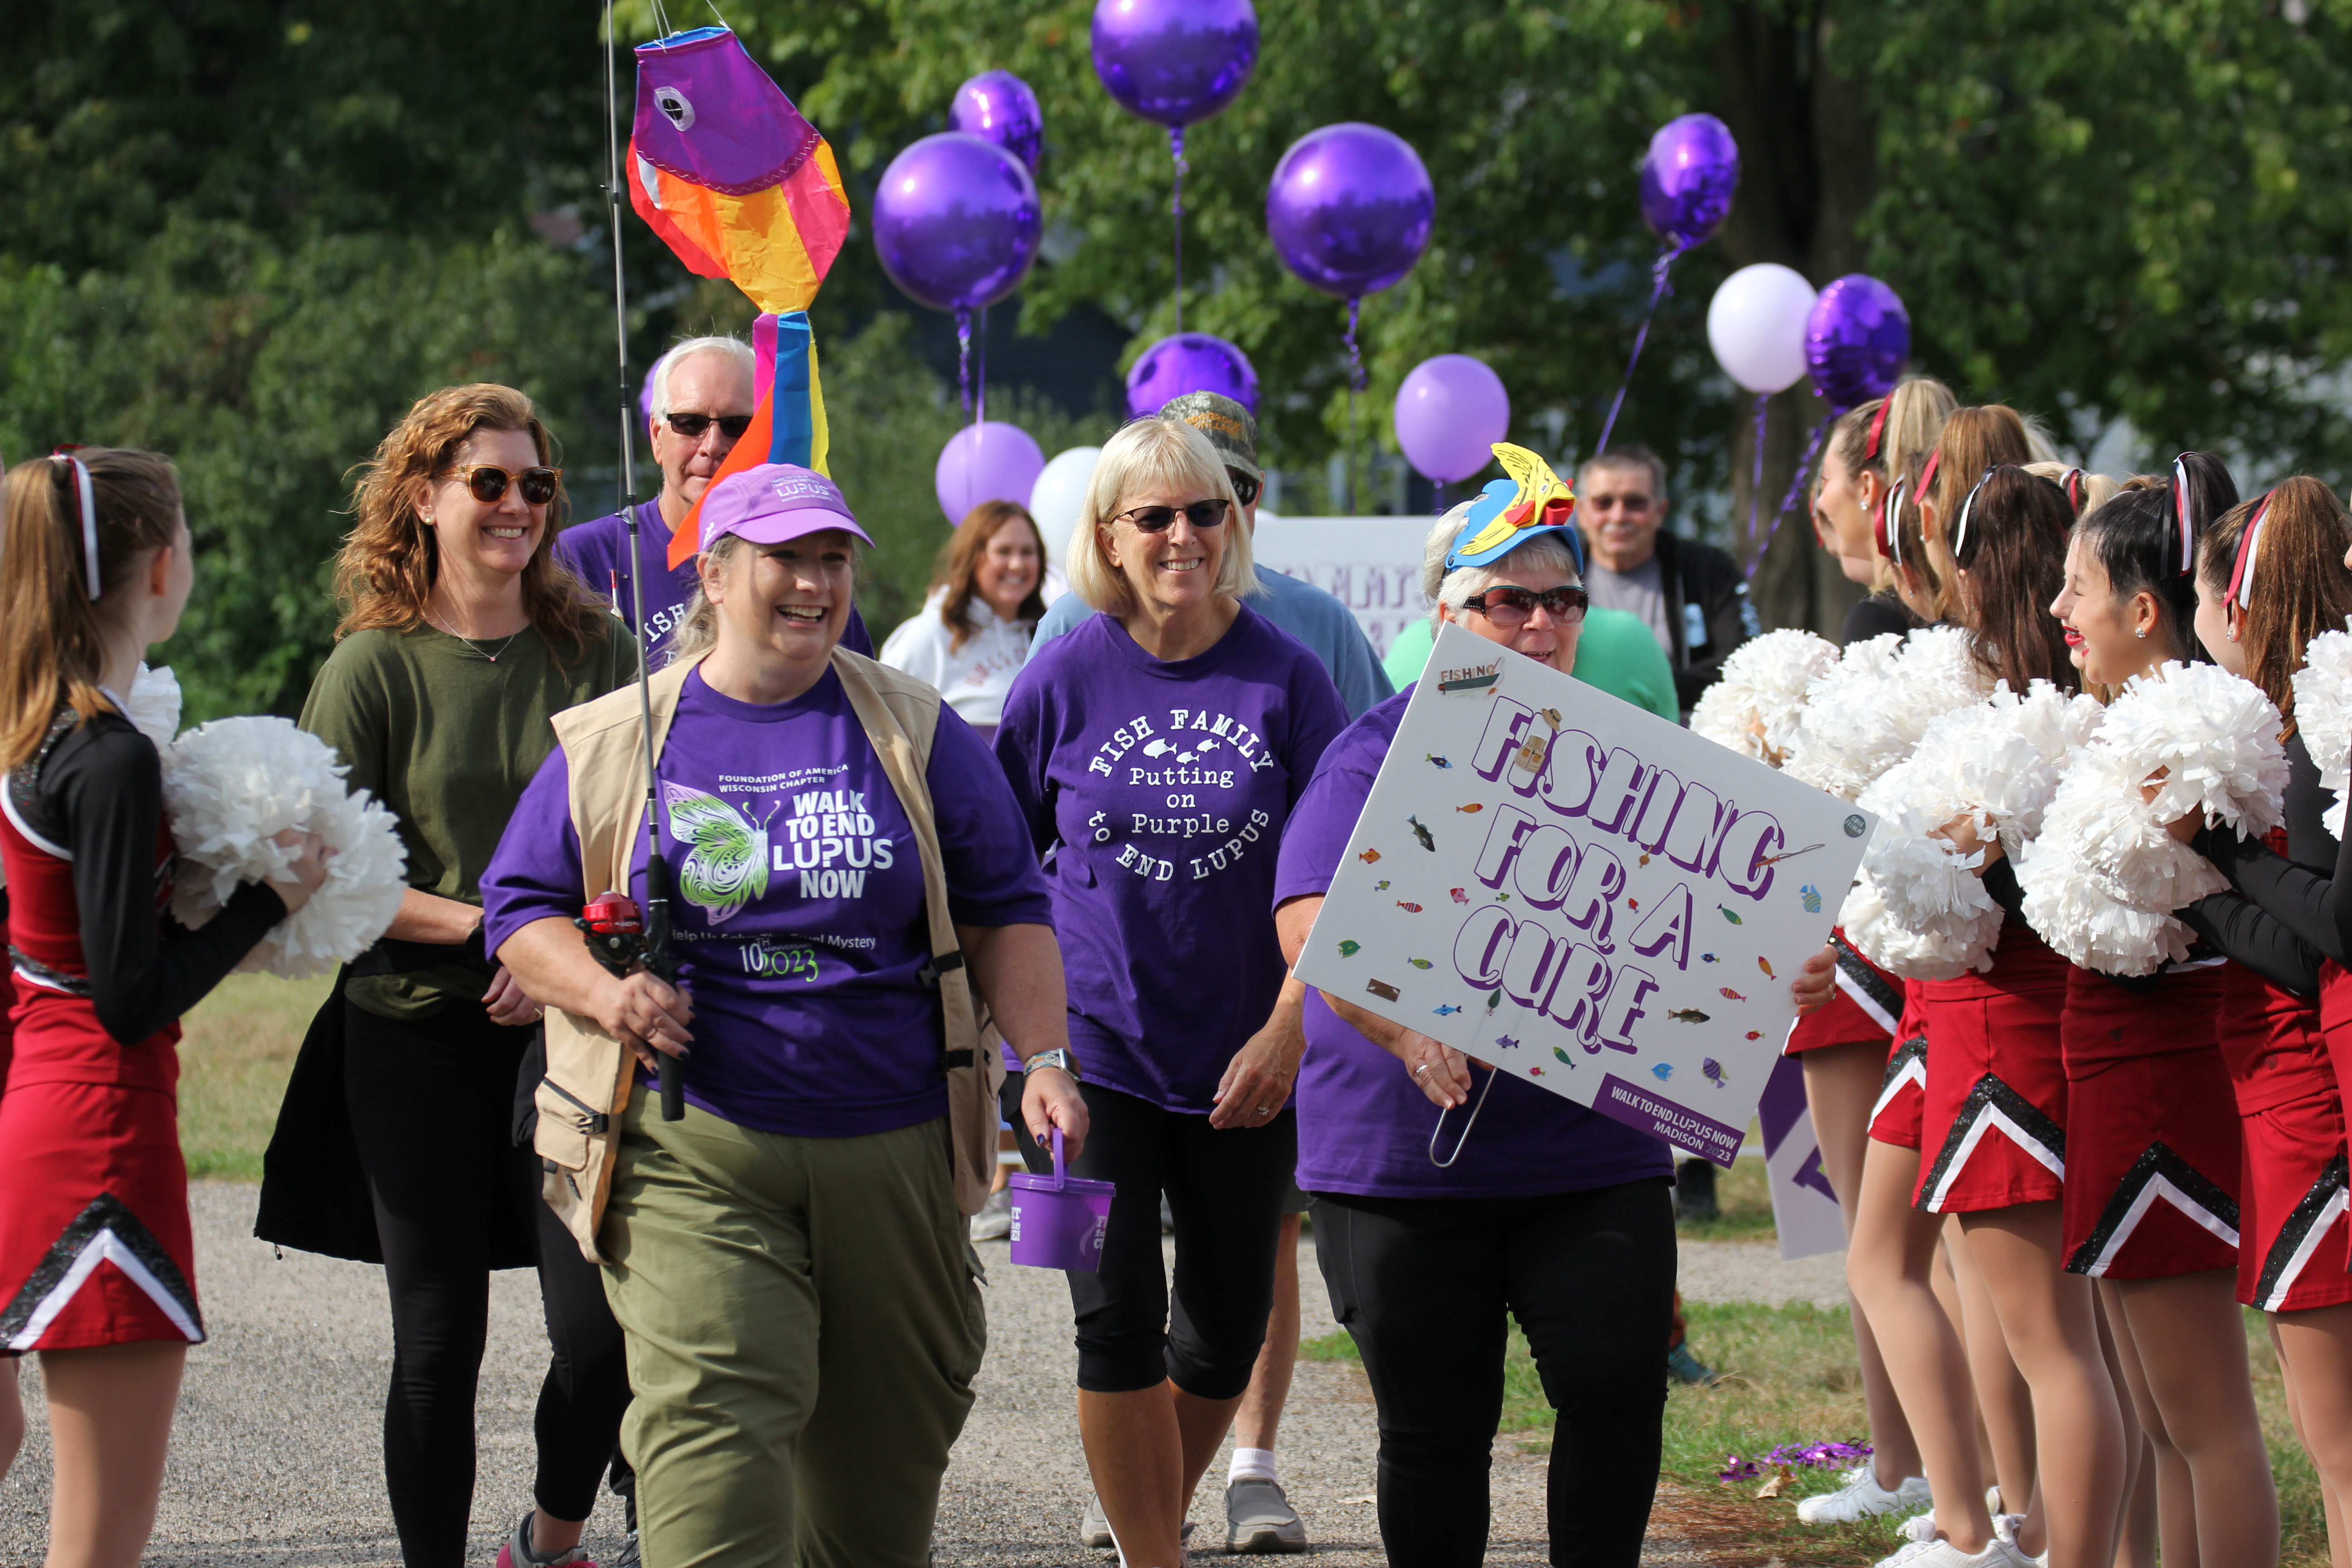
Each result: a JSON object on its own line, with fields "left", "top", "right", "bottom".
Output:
{"left": 0, "top": 449, "right": 185, "bottom": 771}
{"left": 332, "top": 383, "right": 608, "bottom": 663}
{"left": 1830, "top": 377, "right": 1957, "bottom": 596}
{"left": 1067, "top": 417, "right": 1262, "bottom": 614}
{"left": 2022, "top": 461, "right": 2123, "bottom": 518}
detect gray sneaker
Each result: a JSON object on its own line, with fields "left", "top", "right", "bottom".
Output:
{"left": 1226, "top": 1477, "right": 1308, "bottom": 1553}
{"left": 970, "top": 1187, "right": 1013, "bottom": 1242}
{"left": 1080, "top": 1492, "right": 1113, "bottom": 1549}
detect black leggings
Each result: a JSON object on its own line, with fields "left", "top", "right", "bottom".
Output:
{"left": 1003, "top": 1076, "right": 1294, "bottom": 1399}
{"left": 345, "top": 999, "right": 632, "bottom": 1568}
{"left": 1311, "top": 1180, "right": 1676, "bottom": 1568}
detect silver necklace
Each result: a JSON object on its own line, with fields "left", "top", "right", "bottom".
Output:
{"left": 428, "top": 606, "right": 524, "bottom": 664}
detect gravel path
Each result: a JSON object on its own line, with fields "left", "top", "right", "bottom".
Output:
{"left": 0, "top": 1185, "right": 1829, "bottom": 1566}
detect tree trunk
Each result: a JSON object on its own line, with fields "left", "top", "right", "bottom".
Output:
{"left": 1712, "top": 2, "right": 1879, "bottom": 639}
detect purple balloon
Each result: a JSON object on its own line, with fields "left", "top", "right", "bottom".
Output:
{"left": 1639, "top": 113, "right": 1740, "bottom": 253}
{"left": 936, "top": 421, "right": 1047, "bottom": 525}
{"left": 1092, "top": 0, "right": 1259, "bottom": 128}
{"left": 1125, "top": 333, "right": 1260, "bottom": 418}
{"left": 1266, "top": 123, "right": 1435, "bottom": 299}
{"left": 950, "top": 70, "right": 1044, "bottom": 174}
{"left": 1393, "top": 355, "right": 1510, "bottom": 485}
{"left": 1805, "top": 275, "right": 1911, "bottom": 414}
{"left": 873, "top": 132, "right": 1042, "bottom": 314}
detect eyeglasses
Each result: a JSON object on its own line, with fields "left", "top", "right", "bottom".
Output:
{"left": 1114, "top": 499, "right": 1230, "bottom": 533}
{"left": 1582, "top": 491, "right": 1654, "bottom": 514}
{"left": 1227, "top": 469, "right": 1262, "bottom": 507}
{"left": 1460, "top": 583, "right": 1589, "bottom": 628}
{"left": 441, "top": 465, "right": 561, "bottom": 506}
{"left": 664, "top": 412, "right": 755, "bottom": 440}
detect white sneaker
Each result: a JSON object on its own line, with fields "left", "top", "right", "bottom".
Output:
{"left": 970, "top": 1187, "right": 1013, "bottom": 1242}
{"left": 1796, "top": 1470, "right": 1932, "bottom": 1524}
{"left": 1874, "top": 1534, "right": 2035, "bottom": 1568}
{"left": 1900, "top": 1510, "right": 1938, "bottom": 1544}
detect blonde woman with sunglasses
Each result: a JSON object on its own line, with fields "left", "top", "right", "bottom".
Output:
{"left": 260, "top": 385, "right": 637, "bottom": 1568}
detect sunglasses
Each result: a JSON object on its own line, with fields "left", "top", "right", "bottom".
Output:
{"left": 443, "top": 465, "right": 561, "bottom": 506}
{"left": 664, "top": 412, "right": 755, "bottom": 440}
{"left": 1460, "top": 583, "right": 1589, "bottom": 628}
{"left": 1115, "top": 499, "right": 1230, "bottom": 534}
{"left": 1227, "top": 469, "right": 1262, "bottom": 507}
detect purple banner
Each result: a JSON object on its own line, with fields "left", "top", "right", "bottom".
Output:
{"left": 1596, "top": 1074, "right": 1748, "bottom": 1168}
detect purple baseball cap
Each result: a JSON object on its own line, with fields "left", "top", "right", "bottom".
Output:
{"left": 697, "top": 463, "right": 873, "bottom": 553}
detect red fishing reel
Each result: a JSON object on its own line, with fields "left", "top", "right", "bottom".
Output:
{"left": 576, "top": 891, "right": 648, "bottom": 978}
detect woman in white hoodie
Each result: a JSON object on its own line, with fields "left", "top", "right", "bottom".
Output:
{"left": 880, "top": 500, "right": 1048, "bottom": 741}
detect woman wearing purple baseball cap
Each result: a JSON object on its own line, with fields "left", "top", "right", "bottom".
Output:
{"left": 484, "top": 462, "right": 1086, "bottom": 1568}
{"left": 992, "top": 417, "right": 1350, "bottom": 1567}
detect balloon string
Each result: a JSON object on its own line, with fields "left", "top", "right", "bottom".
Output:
{"left": 1171, "top": 126, "right": 1187, "bottom": 335}
{"left": 977, "top": 305, "right": 988, "bottom": 427}
{"left": 1748, "top": 414, "right": 1833, "bottom": 582}
{"left": 1345, "top": 297, "right": 1363, "bottom": 514}
{"left": 956, "top": 309, "right": 972, "bottom": 419}
{"left": 1433, "top": 479, "right": 1446, "bottom": 515}
{"left": 1594, "top": 245, "right": 1682, "bottom": 457}
{"left": 1746, "top": 392, "right": 1769, "bottom": 564}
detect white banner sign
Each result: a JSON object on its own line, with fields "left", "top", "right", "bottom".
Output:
{"left": 1250, "top": 514, "right": 1433, "bottom": 660}
{"left": 1294, "top": 622, "right": 1875, "bottom": 1166}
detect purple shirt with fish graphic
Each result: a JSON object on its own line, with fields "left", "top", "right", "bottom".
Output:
{"left": 994, "top": 604, "right": 1347, "bottom": 1113}
{"left": 482, "top": 664, "right": 1050, "bottom": 1137}
{"left": 1273, "top": 687, "right": 1671, "bottom": 1198}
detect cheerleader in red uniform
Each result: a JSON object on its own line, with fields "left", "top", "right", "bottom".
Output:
{"left": 0, "top": 450, "right": 326, "bottom": 1567}
{"left": 2034, "top": 457, "right": 2277, "bottom": 1566}
{"left": 2180, "top": 476, "right": 2352, "bottom": 1561}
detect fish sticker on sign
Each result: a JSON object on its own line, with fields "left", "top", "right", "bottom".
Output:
{"left": 1292, "top": 622, "right": 1872, "bottom": 1168}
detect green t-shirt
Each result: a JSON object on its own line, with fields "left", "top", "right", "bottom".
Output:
{"left": 1379, "top": 607, "right": 1681, "bottom": 723}
{"left": 300, "top": 621, "right": 636, "bottom": 1014}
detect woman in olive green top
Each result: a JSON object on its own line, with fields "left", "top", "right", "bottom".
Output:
{"left": 295, "top": 384, "right": 634, "bottom": 1568}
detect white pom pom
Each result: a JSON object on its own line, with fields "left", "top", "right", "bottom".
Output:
{"left": 2097, "top": 661, "right": 2290, "bottom": 838}
{"left": 2293, "top": 622, "right": 2352, "bottom": 839}
{"left": 164, "top": 716, "right": 408, "bottom": 979}
{"left": 1783, "top": 627, "right": 1997, "bottom": 803}
{"left": 1689, "top": 628, "right": 1839, "bottom": 764}
{"left": 1840, "top": 869, "right": 1996, "bottom": 981}
{"left": 2014, "top": 835, "right": 2196, "bottom": 978}
{"left": 123, "top": 663, "right": 182, "bottom": 751}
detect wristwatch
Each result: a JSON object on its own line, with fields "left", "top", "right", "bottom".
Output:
{"left": 1024, "top": 1047, "right": 1080, "bottom": 1079}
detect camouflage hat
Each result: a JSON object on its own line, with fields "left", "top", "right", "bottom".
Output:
{"left": 1158, "top": 391, "right": 1262, "bottom": 482}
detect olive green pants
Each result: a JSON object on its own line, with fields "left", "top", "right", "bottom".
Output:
{"left": 599, "top": 1095, "right": 985, "bottom": 1568}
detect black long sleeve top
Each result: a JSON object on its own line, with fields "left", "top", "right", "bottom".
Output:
{"left": 9, "top": 710, "right": 285, "bottom": 1046}
{"left": 2178, "top": 731, "right": 2331, "bottom": 997}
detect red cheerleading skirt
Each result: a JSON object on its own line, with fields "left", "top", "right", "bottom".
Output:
{"left": 1785, "top": 929, "right": 1903, "bottom": 1054}
{"left": 2225, "top": 964, "right": 2352, "bottom": 1311}
{"left": 2057, "top": 964, "right": 2240, "bottom": 1279}
{"left": 1915, "top": 925, "right": 2071, "bottom": 1214}
{"left": 0, "top": 995, "right": 201, "bottom": 1354}
{"left": 1867, "top": 982, "right": 1931, "bottom": 1150}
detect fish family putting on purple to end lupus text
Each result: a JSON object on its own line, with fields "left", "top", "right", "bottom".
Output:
{"left": 1666, "top": 1008, "right": 1710, "bottom": 1024}
{"left": 1407, "top": 814, "right": 1436, "bottom": 851}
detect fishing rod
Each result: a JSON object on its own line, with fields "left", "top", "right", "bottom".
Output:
{"left": 577, "top": 0, "right": 684, "bottom": 1122}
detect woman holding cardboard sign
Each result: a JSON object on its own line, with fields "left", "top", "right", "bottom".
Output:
{"left": 993, "top": 416, "right": 1348, "bottom": 1568}
{"left": 1270, "top": 455, "right": 1835, "bottom": 1566}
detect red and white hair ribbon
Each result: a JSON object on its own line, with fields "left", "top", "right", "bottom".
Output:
{"left": 2061, "top": 467, "right": 2085, "bottom": 516}
{"left": 49, "top": 450, "right": 101, "bottom": 602}
{"left": 1878, "top": 475, "right": 1909, "bottom": 566}
{"left": 1949, "top": 466, "right": 1999, "bottom": 564}
{"left": 2228, "top": 491, "right": 2274, "bottom": 609}
{"left": 2171, "top": 454, "right": 2195, "bottom": 576}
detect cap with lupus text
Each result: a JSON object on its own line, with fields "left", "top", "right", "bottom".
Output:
{"left": 697, "top": 463, "right": 874, "bottom": 554}
{"left": 1158, "top": 391, "right": 1262, "bottom": 481}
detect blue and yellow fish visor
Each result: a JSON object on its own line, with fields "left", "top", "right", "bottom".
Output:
{"left": 1443, "top": 443, "right": 1585, "bottom": 574}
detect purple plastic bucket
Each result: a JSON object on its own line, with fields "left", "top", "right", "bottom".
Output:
{"left": 1009, "top": 1127, "right": 1116, "bottom": 1272}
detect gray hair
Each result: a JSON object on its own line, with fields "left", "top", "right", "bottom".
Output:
{"left": 664, "top": 532, "right": 862, "bottom": 666}
{"left": 1575, "top": 446, "right": 1668, "bottom": 503}
{"left": 1419, "top": 504, "right": 1583, "bottom": 628}
{"left": 650, "top": 336, "right": 756, "bottom": 422}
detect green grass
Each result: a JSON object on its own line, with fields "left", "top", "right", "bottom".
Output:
{"left": 1306, "top": 1299, "right": 2335, "bottom": 1566}
{"left": 1673, "top": 1149, "right": 1779, "bottom": 1242}
{"left": 176, "top": 971, "right": 334, "bottom": 1181}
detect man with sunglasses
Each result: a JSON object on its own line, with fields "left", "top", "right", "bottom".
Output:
{"left": 1030, "top": 392, "right": 1392, "bottom": 722}
{"left": 559, "top": 336, "right": 874, "bottom": 665}
{"left": 1574, "top": 445, "right": 1755, "bottom": 716}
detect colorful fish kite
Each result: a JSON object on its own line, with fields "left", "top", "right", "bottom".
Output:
{"left": 627, "top": 27, "right": 854, "bottom": 565}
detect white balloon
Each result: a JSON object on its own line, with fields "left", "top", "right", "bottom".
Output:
{"left": 1029, "top": 446, "right": 1102, "bottom": 569}
{"left": 1706, "top": 263, "right": 1818, "bottom": 394}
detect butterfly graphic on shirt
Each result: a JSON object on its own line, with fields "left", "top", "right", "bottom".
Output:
{"left": 662, "top": 782, "right": 780, "bottom": 926}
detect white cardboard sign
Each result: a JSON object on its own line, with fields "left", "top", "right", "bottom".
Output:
{"left": 1759, "top": 1050, "right": 1850, "bottom": 1260}
{"left": 1294, "top": 622, "right": 1875, "bottom": 1166}
{"left": 1250, "top": 514, "right": 1435, "bottom": 660}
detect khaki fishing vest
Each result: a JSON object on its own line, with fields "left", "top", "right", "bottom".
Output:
{"left": 532, "top": 648, "right": 1005, "bottom": 1264}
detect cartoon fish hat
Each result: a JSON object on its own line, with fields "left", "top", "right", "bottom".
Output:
{"left": 1444, "top": 443, "right": 1588, "bottom": 574}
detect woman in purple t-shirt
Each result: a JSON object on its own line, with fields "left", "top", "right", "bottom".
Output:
{"left": 1272, "top": 478, "right": 1754, "bottom": 1567}
{"left": 994, "top": 417, "right": 1347, "bottom": 1567}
